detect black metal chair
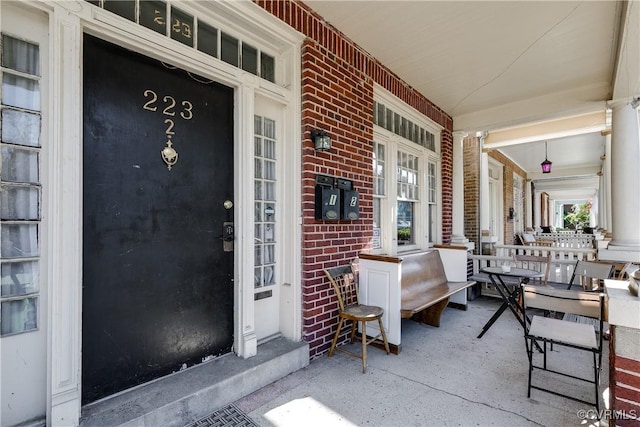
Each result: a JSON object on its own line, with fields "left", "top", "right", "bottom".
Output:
{"left": 521, "top": 284, "right": 605, "bottom": 412}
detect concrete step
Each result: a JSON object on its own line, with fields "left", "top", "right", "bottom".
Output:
{"left": 80, "top": 337, "right": 309, "bottom": 427}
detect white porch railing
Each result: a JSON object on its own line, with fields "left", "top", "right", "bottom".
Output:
{"left": 469, "top": 244, "right": 598, "bottom": 284}
{"left": 536, "top": 233, "right": 595, "bottom": 249}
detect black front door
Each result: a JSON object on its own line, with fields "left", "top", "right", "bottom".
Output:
{"left": 82, "top": 35, "right": 234, "bottom": 403}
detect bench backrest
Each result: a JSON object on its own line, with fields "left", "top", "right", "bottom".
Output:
{"left": 400, "top": 250, "right": 447, "bottom": 293}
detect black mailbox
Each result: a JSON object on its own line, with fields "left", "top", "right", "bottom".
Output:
{"left": 315, "top": 174, "right": 340, "bottom": 220}
{"left": 315, "top": 186, "right": 340, "bottom": 220}
{"left": 341, "top": 189, "right": 359, "bottom": 220}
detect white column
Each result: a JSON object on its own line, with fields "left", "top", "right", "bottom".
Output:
{"left": 451, "top": 131, "right": 470, "bottom": 246}
{"left": 533, "top": 190, "right": 541, "bottom": 230}
{"left": 49, "top": 8, "right": 83, "bottom": 426}
{"left": 479, "top": 153, "right": 490, "bottom": 232}
{"left": 601, "top": 101, "right": 640, "bottom": 262}
{"left": 525, "top": 180, "right": 532, "bottom": 229}
{"left": 235, "top": 82, "right": 258, "bottom": 358}
{"left": 604, "top": 132, "right": 612, "bottom": 230}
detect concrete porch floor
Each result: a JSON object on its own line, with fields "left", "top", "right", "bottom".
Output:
{"left": 234, "top": 296, "right": 610, "bottom": 427}
{"left": 81, "top": 296, "right": 610, "bottom": 426}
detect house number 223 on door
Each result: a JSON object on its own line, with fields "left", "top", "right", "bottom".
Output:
{"left": 142, "top": 89, "right": 193, "bottom": 170}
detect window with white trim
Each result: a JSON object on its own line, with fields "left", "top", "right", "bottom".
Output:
{"left": 372, "top": 141, "right": 385, "bottom": 250}
{"left": 372, "top": 96, "right": 441, "bottom": 254}
{"left": 397, "top": 150, "right": 419, "bottom": 246}
{"left": 254, "top": 115, "right": 277, "bottom": 288}
{"left": 0, "top": 34, "right": 41, "bottom": 336}
{"left": 427, "top": 160, "right": 437, "bottom": 245}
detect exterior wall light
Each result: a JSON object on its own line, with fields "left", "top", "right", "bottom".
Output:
{"left": 311, "top": 129, "right": 331, "bottom": 151}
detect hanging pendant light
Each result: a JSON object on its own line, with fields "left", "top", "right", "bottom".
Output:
{"left": 540, "top": 141, "right": 552, "bottom": 174}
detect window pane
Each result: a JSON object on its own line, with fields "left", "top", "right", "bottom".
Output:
{"left": 263, "top": 223, "right": 275, "bottom": 243}
{"left": 221, "top": 32, "right": 239, "bottom": 66}
{"left": 0, "top": 185, "right": 40, "bottom": 220}
{"left": 260, "top": 52, "right": 275, "bottom": 83}
{"left": 393, "top": 113, "right": 401, "bottom": 136}
{"left": 264, "top": 118, "right": 275, "bottom": 139}
{"left": 170, "top": 7, "right": 194, "bottom": 47}
{"left": 257, "top": 228, "right": 266, "bottom": 253}
{"left": 254, "top": 245, "right": 262, "bottom": 266}
{"left": 264, "top": 140, "right": 276, "bottom": 160}
{"left": 263, "top": 266, "right": 274, "bottom": 285}
{"left": 254, "top": 202, "right": 262, "bottom": 222}
{"left": 254, "top": 267, "right": 262, "bottom": 288}
{"left": 242, "top": 43, "right": 258, "bottom": 75}
{"left": 1, "top": 261, "right": 38, "bottom": 297}
{"left": 385, "top": 109, "right": 393, "bottom": 132}
{"left": 140, "top": 0, "right": 166, "bottom": 35}
{"left": 1, "top": 146, "right": 38, "bottom": 182}
{"left": 1, "top": 109, "right": 41, "bottom": 147}
{"left": 397, "top": 201, "right": 414, "bottom": 245}
{"left": 2, "top": 74, "right": 40, "bottom": 111}
{"left": 264, "top": 160, "right": 275, "bottom": 180}
{"left": 373, "top": 198, "right": 382, "bottom": 250}
{"left": 264, "top": 203, "right": 275, "bottom": 222}
{"left": 254, "top": 116, "right": 263, "bottom": 136}
{"left": 254, "top": 181, "right": 262, "bottom": 200}
{"left": 2, "top": 35, "right": 39, "bottom": 76}
{"left": 255, "top": 158, "right": 263, "bottom": 179}
{"left": 254, "top": 136, "right": 262, "bottom": 157}
{"left": 264, "top": 244, "right": 274, "bottom": 264}
{"left": 0, "top": 223, "right": 38, "bottom": 258}
{"left": 264, "top": 182, "right": 275, "bottom": 201}
{"left": 1, "top": 297, "right": 37, "bottom": 335}
{"left": 376, "top": 103, "right": 385, "bottom": 127}
{"left": 198, "top": 22, "right": 218, "bottom": 57}
{"left": 429, "top": 204, "right": 437, "bottom": 244}
{"left": 104, "top": 0, "right": 135, "bottom": 22}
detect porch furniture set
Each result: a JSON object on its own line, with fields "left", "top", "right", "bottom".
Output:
{"left": 325, "top": 249, "right": 622, "bottom": 414}
{"left": 325, "top": 250, "right": 475, "bottom": 370}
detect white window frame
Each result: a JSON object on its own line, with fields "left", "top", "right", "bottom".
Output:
{"left": 513, "top": 173, "right": 524, "bottom": 234}
{"left": 372, "top": 86, "right": 442, "bottom": 255}
{"left": 487, "top": 159, "right": 504, "bottom": 242}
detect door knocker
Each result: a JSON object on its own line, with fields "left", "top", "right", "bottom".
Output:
{"left": 161, "top": 139, "right": 178, "bottom": 170}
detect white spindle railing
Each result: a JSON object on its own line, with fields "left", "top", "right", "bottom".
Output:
{"left": 469, "top": 244, "right": 598, "bottom": 284}
{"left": 536, "top": 233, "right": 595, "bottom": 249}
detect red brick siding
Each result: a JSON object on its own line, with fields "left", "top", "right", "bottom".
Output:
{"left": 441, "top": 130, "right": 453, "bottom": 244}
{"left": 488, "top": 150, "right": 527, "bottom": 245}
{"left": 254, "top": 0, "right": 454, "bottom": 359}
{"left": 610, "top": 327, "right": 640, "bottom": 425}
{"left": 463, "top": 136, "right": 480, "bottom": 253}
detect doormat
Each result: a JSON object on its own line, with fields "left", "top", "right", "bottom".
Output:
{"left": 186, "top": 404, "right": 258, "bottom": 427}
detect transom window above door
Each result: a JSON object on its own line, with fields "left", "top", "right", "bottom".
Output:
{"left": 85, "top": 0, "right": 276, "bottom": 83}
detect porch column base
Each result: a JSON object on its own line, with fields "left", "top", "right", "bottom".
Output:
{"left": 599, "top": 247, "right": 640, "bottom": 263}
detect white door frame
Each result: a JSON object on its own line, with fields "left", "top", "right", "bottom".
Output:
{"left": 28, "top": 1, "right": 303, "bottom": 424}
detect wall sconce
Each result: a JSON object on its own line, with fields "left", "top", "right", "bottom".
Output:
{"left": 540, "top": 141, "right": 552, "bottom": 174}
{"left": 311, "top": 129, "right": 331, "bottom": 151}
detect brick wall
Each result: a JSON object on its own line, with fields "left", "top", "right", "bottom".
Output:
{"left": 462, "top": 137, "right": 527, "bottom": 250}
{"left": 255, "top": 0, "right": 454, "bottom": 358}
{"left": 488, "top": 150, "right": 527, "bottom": 245}
{"left": 463, "top": 136, "right": 480, "bottom": 253}
{"left": 609, "top": 326, "right": 640, "bottom": 425}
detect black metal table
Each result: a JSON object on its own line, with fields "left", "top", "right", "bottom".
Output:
{"left": 477, "top": 266, "right": 544, "bottom": 339}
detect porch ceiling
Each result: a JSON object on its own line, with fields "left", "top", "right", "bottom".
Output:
{"left": 304, "top": 1, "right": 639, "bottom": 201}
